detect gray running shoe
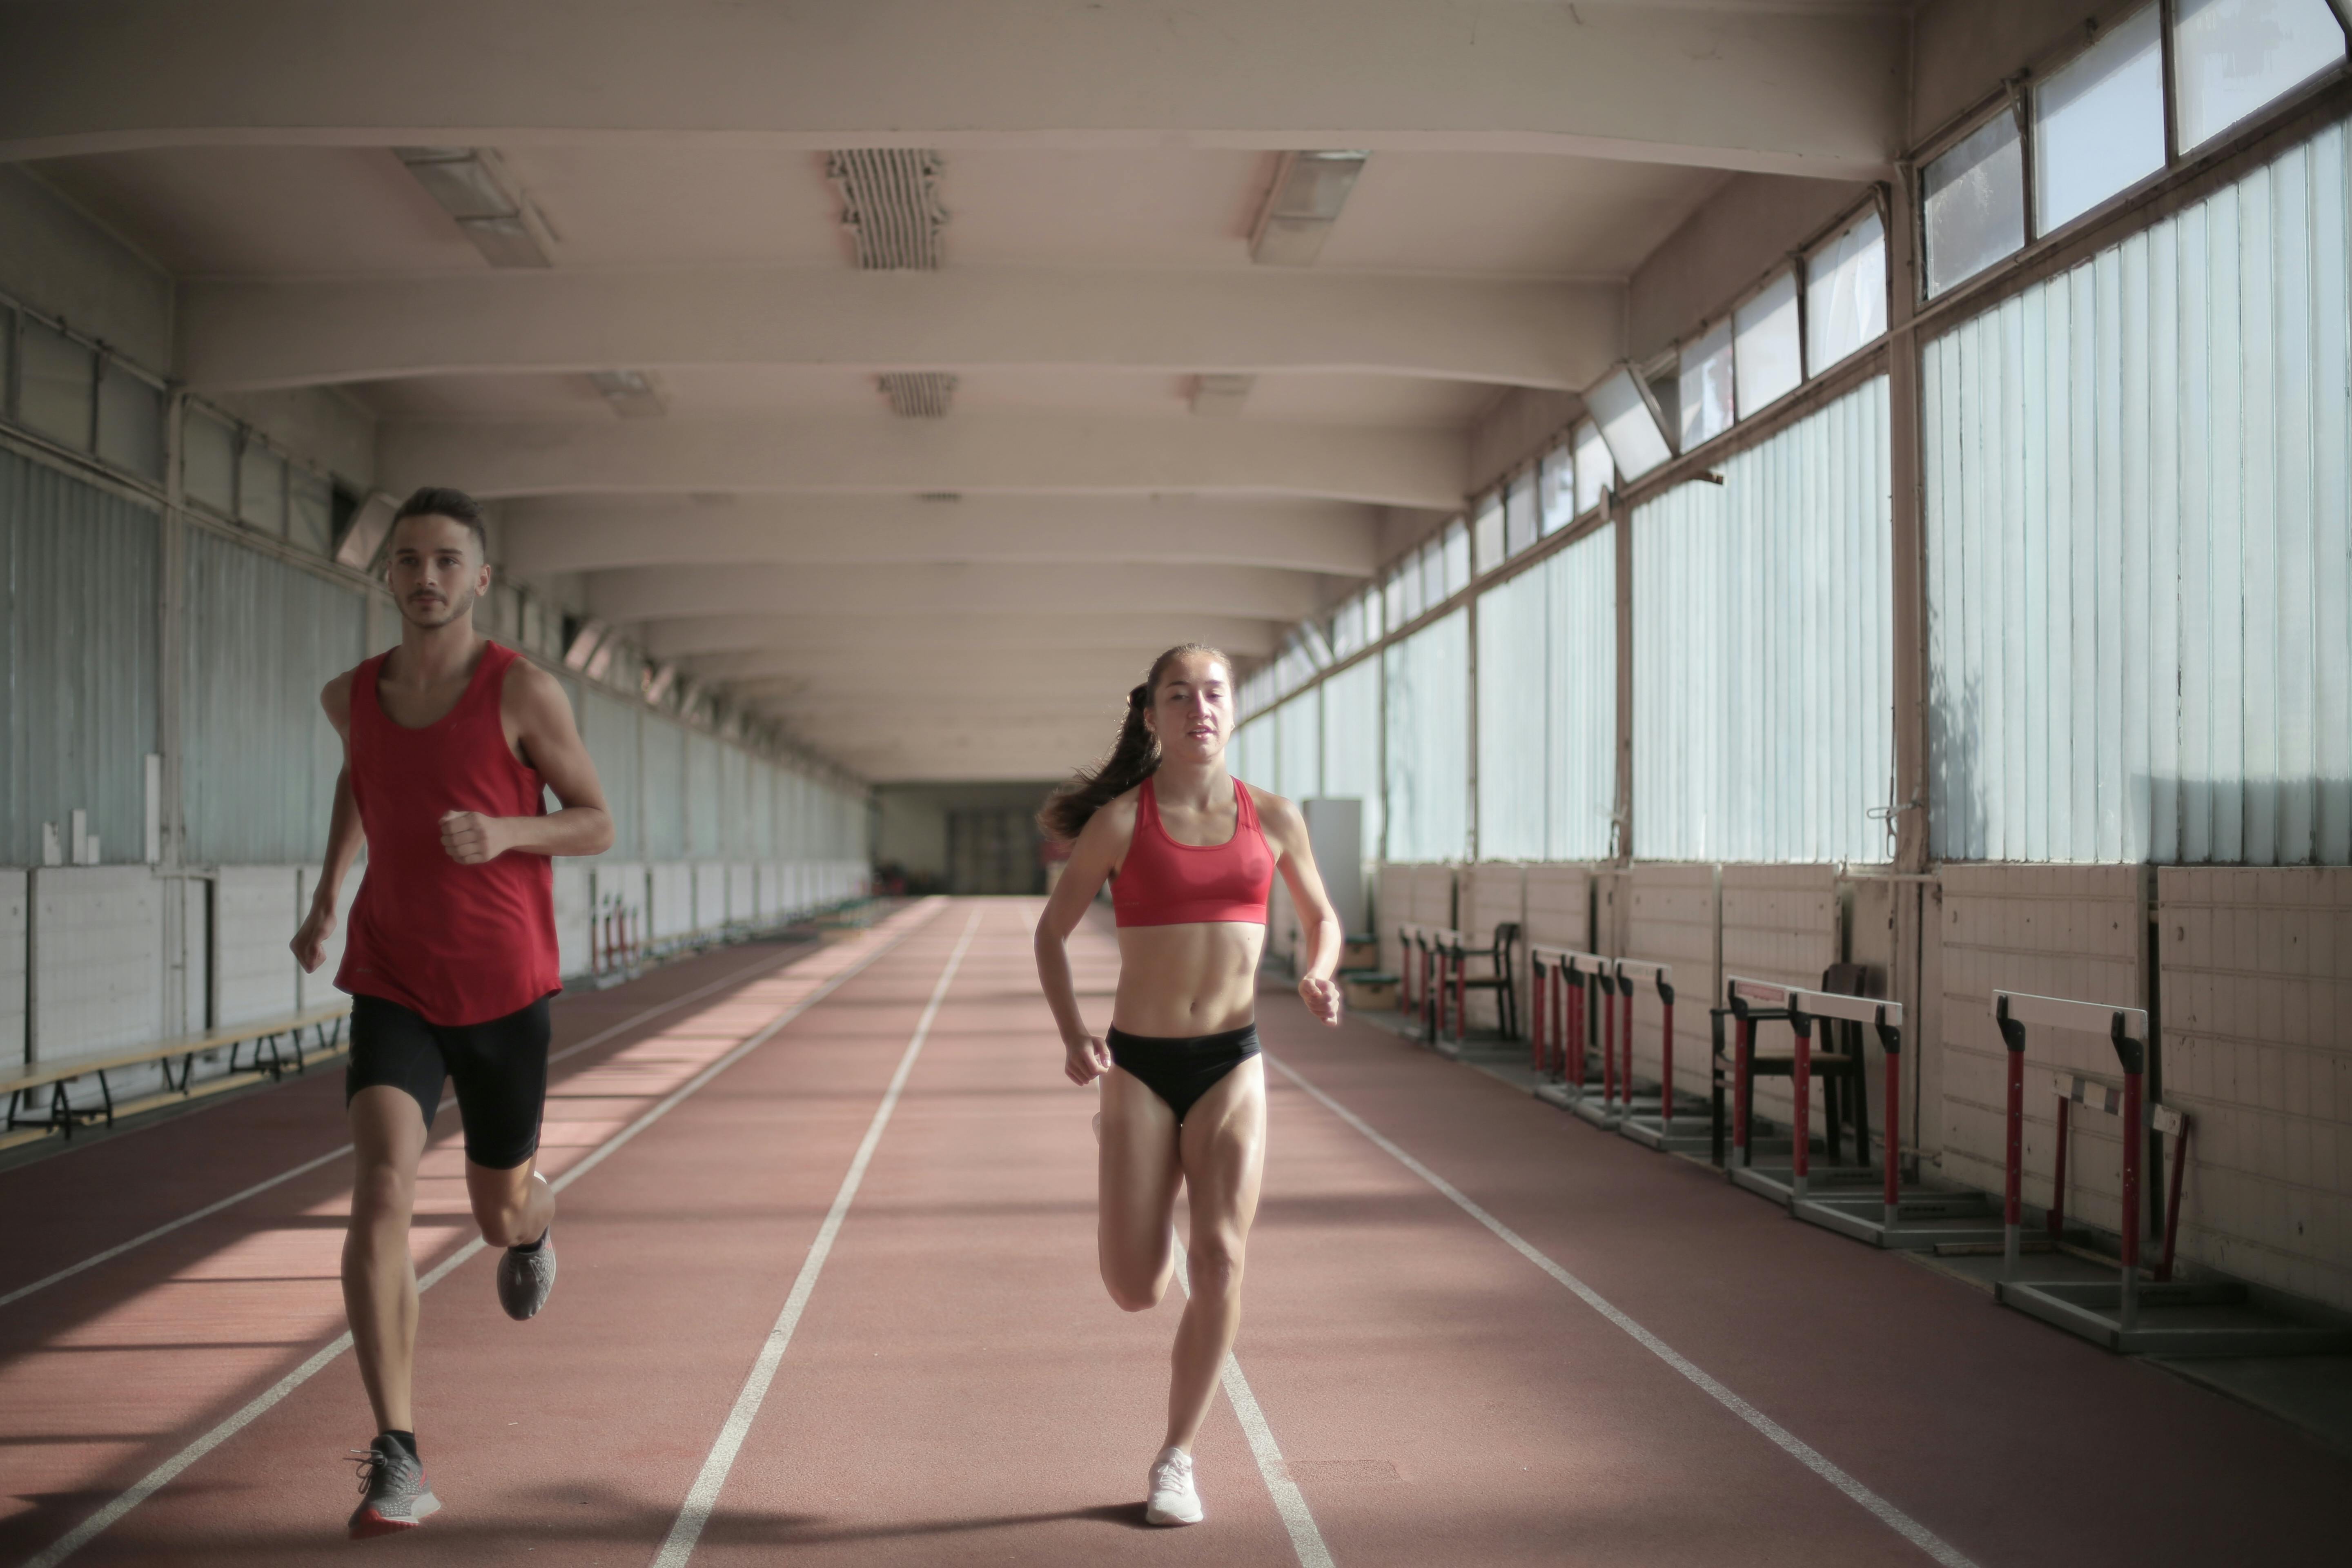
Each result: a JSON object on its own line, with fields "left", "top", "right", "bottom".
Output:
{"left": 347, "top": 1437, "right": 441, "bottom": 1539}
{"left": 497, "top": 1231, "right": 557, "bottom": 1320}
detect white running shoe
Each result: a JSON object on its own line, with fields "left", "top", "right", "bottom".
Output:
{"left": 1145, "top": 1445, "right": 1203, "bottom": 1526}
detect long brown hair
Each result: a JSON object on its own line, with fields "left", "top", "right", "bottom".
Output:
{"left": 1038, "top": 644, "right": 1231, "bottom": 841}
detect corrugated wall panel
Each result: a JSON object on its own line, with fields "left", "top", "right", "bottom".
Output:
{"left": 643, "top": 717, "right": 687, "bottom": 860}
{"left": 579, "top": 689, "right": 641, "bottom": 863}
{"left": 1633, "top": 376, "right": 1893, "bottom": 863}
{"left": 1274, "top": 688, "right": 1321, "bottom": 800}
{"left": 1383, "top": 609, "right": 1470, "bottom": 862}
{"left": 686, "top": 733, "right": 721, "bottom": 858}
{"left": 182, "top": 531, "right": 364, "bottom": 864}
{"left": 1548, "top": 526, "right": 1618, "bottom": 860}
{"left": 1924, "top": 118, "right": 2352, "bottom": 865}
{"left": 1477, "top": 567, "right": 1548, "bottom": 861}
{"left": 0, "top": 449, "right": 159, "bottom": 864}
{"left": 1319, "top": 657, "right": 1382, "bottom": 862}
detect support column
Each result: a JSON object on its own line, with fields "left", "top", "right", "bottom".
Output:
{"left": 1886, "top": 171, "right": 1930, "bottom": 878}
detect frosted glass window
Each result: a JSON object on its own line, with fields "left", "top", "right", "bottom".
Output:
{"left": 1419, "top": 539, "right": 1446, "bottom": 612}
{"left": 238, "top": 440, "right": 286, "bottom": 533}
{"left": 289, "top": 468, "right": 334, "bottom": 555}
{"left": 1635, "top": 376, "right": 1893, "bottom": 862}
{"left": 1361, "top": 584, "right": 1384, "bottom": 643}
{"left": 1442, "top": 520, "right": 1471, "bottom": 597}
{"left": 1275, "top": 688, "right": 1321, "bottom": 799}
{"left": 1332, "top": 596, "right": 1364, "bottom": 658}
{"left": 1924, "top": 109, "right": 2027, "bottom": 296}
{"left": 1923, "top": 120, "right": 2352, "bottom": 866}
{"left": 1734, "top": 270, "right": 1804, "bottom": 415}
{"left": 184, "top": 410, "right": 237, "bottom": 514}
{"left": 96, "top": 363, "right": 165, "bottom": 482}
{"left": 1539, "top": 445, "right": 1576, "bottom": 535}
{"left": 2175, "top": 0, "right": 2346, "bottom": 152}
{"left": 1545, "top": 526, "right": 1619, "bottom": 860}
{"left": 1574, "top": 420, "right": 1612, "bottom": 513}
{"left": 19, "top": 317, "right": 94, "bottom": 450}
{"left": 1476, "top": 567, "right": 1550, "bottom": 860}
{"left": 1472, "top": 490, "right": 1505, "bottom": 573}
{"left": 1504, "top": 469, "right": 1538, "bottom": 557}
{"left": 1679, "top": 318, "right": 1735, "bottom": 449}
{"left": 2035, "top": 5, "right": 2165, "bottom": 234}
{"left": 1588, "top": 368, "right": 1673, "bottom": 481}
{"left": 1806, "top": 210, "right": 1889, "bottom": 372}
{"left": 1384, "top": 566, "right": 1410, "bottom": 630}
{"left": 1383, "top": 609, "right": 1470, "bottom": 862}
{"left": 1320, "top": 656, "right": 1383, "bottom": 861}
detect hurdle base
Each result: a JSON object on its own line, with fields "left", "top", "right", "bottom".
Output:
{"left": 1532, "top": 1079, "right": 1588, "bottom": 1111}
{"left": 1617, "top": 1087, "right": 1713, "bottom": 1152}
{"left": 1571, "top": 1095, "right": 1624, "bottom": 1131}
{"left": 1729, "top": 1162, "right": 1796, "bottom": 1206}
{"left": 1995, "top": 1278, "right": 2352, "bottom": 1357}
{"left": 1793, "top": 1187, "right": 2005, "bottom": 1250}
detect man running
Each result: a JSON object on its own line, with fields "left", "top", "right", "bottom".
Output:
{"left": 292, "top": 486, "right": 614, "bottom": 1539}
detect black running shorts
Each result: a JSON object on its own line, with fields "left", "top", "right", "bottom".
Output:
{"left": 346, "top": 993, "right": 552, "bottom": 1169}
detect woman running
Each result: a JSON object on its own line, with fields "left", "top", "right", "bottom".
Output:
{"left": 1033, "top": 643, "right": 1342, "bottom": 1527}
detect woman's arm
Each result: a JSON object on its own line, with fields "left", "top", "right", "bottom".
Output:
{"left": 1257, "top": 791, "right": 1345, "bottom": 1027}
{"left": 1033, "top": 800, "right": 1132, "bottom": 1085}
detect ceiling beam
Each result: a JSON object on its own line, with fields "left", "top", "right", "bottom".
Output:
{"left": 501, "top": 495, "right": 1378, "bottom": 579}
{"left": 386, "top": 416, "right": 1466, "bottom": 509}
{"left": 182, "top": 268, "right": 1622, "bottom": 394}
{"left": 0, "top": 1, "right": 1903, "bottom": 176}
{"left": 589, "top": 562, "right": 1328, "bottom": 625}
{"left": 684, "top": 645, "right": 1221, "bottom": 684}
{"left": 638, "top": 612, "right": 1281, "bottom": 661}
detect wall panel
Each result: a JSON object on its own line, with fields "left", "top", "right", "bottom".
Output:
{"left": 0, "top": 449, "right": 158, "bottom": 865}
{"left": 1384, "top": 610, "right": 1470, "bottom": 863}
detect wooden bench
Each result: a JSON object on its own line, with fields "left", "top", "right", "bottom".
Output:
{"left": 2, "top": 1002, "right": 353, "bottom": 1139}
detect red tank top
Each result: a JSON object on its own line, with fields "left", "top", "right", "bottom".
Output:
{"left": 336, "top": 641, "right": 560, "bottom": 1026}
{"left": 1112, "top": 775, "right": 1276, "bottom": 928}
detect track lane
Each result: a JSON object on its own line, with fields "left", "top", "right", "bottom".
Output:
{"left": 680, "top": 902, "right": 1321, "bottom": 1567}
{"left": 6, "top": 902, "right": 948, "bottom": 1567}
{"left": 1243, "top": 994, "right": 2352, "bottom": 1568}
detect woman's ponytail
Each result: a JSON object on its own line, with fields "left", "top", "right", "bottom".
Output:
{"left": 1038, "top": 645, "right": 1228, "bottom": 841}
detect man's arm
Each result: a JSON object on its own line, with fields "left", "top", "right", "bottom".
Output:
{"left": 442, "top": 660, "right": 615, "bottom": 864}
{"left": 292, "top": 673, "right": 365, "bottom": 971}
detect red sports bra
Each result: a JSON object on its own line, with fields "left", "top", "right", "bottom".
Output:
{"left": 1112, "top": 775, "right": 1276, "bottom": 928}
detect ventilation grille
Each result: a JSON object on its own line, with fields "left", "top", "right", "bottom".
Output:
{"left": 827, "top": 149, "right": 948, "bottom": 270}
{"left": 879, "top": 372, "right": 958, "bottom": 419}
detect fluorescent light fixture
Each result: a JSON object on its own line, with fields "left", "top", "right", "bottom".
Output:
{"left": 588, "top": 369, "right": 667, "bottom": 418}
{"left": 1586, "top": 366, "right": 1674, "bottom": 482}
{"left": 395, "top": 147, "right": 552, "bottom": 267}
{"left": 335, "top": 491, "right": 399, "bottom": 570}
{"left": 1190, "top": 374, "right": 1255, "bottom": 416}
{"left": 1250, "top": 151, "right": 1368, "bottom": 266}
{"left": 563, "top": 618, "right": 608, "bottom": 671}
{"left": 878, "top": 372, "right": 957, "bottom": 418}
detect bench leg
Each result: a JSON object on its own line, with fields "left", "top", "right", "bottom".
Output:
{"left": 97, "top": 1069, "right": 116, "bottom": 1129}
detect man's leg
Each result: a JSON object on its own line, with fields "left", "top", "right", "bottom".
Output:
{"left": 465, "top": 1158, "right": 554, "bottom": 1249}
{"left": 343, "top": 1085, "right": 430, "bottom": 1434}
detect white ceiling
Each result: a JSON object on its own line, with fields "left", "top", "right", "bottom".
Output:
{"left": 6, "top": 0, "right": 1907, "bottom": 783}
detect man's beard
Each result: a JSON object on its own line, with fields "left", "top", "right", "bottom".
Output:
{"left": 400, "top": 590, "right": 472, "bottom": 630}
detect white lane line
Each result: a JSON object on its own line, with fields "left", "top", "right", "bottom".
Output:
{"left": 20, "top": 906, "right": 946, "bottom": 1568}
{"left": 1263, "top": 1054, "right": 1982, "bottom": 1568}
{"left": 1171, "top": 1250, "right": 1336, "bottom": 1568}
{"left": 0, "top": 940, "right": 819, "bottom": 1314}
{"left": 652, "top": 908, "right": 984, "bottom": 1568}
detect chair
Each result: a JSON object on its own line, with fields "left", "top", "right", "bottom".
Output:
{"left": 1715, "top": 962, "right": 1875, "bottom": 1167}
{"left": 1456, "top": 922, "right": 1523, "bottom": 1040}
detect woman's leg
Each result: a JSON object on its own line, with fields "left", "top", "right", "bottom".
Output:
{"left": 1098, "top": 1066, "right": 1184, "bottom": 1312}
{"left": 1165, "top": 1056, "right": 1267, "bottom": 1452}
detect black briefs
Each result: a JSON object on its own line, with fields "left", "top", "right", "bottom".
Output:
{"left": 347, "top": 993, "right": 552, "bottom": 1169}
{"left": 1107, "top": 1024, "right": 1261, "bottom": 1124}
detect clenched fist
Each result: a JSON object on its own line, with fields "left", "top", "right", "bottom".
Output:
{"left": 440, "top": 811, "right": 511, "bottom": 866}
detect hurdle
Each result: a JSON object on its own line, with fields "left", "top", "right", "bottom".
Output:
{"left": 1781, "top": 987, "right": 2002, "bottom": 1248}
{"left": 1989, "top": 990, "right": 2352, "bottom": 1355}
{"left": 1613, "top": 960, "right": 1709, "bottom": 1152}
{"left": 1567, "top": 953, "right": 1623, "bottom": 1129}
{"left": 1529, "top": 947, "right": 1607, "bottom": 1111}
{"left": 1721, "top": 977, "right": 1798, "bottom": 1201}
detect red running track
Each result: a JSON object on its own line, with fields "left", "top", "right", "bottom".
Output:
{"left": 0, "top": 896, "right": 2343, "bottom": 1567}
